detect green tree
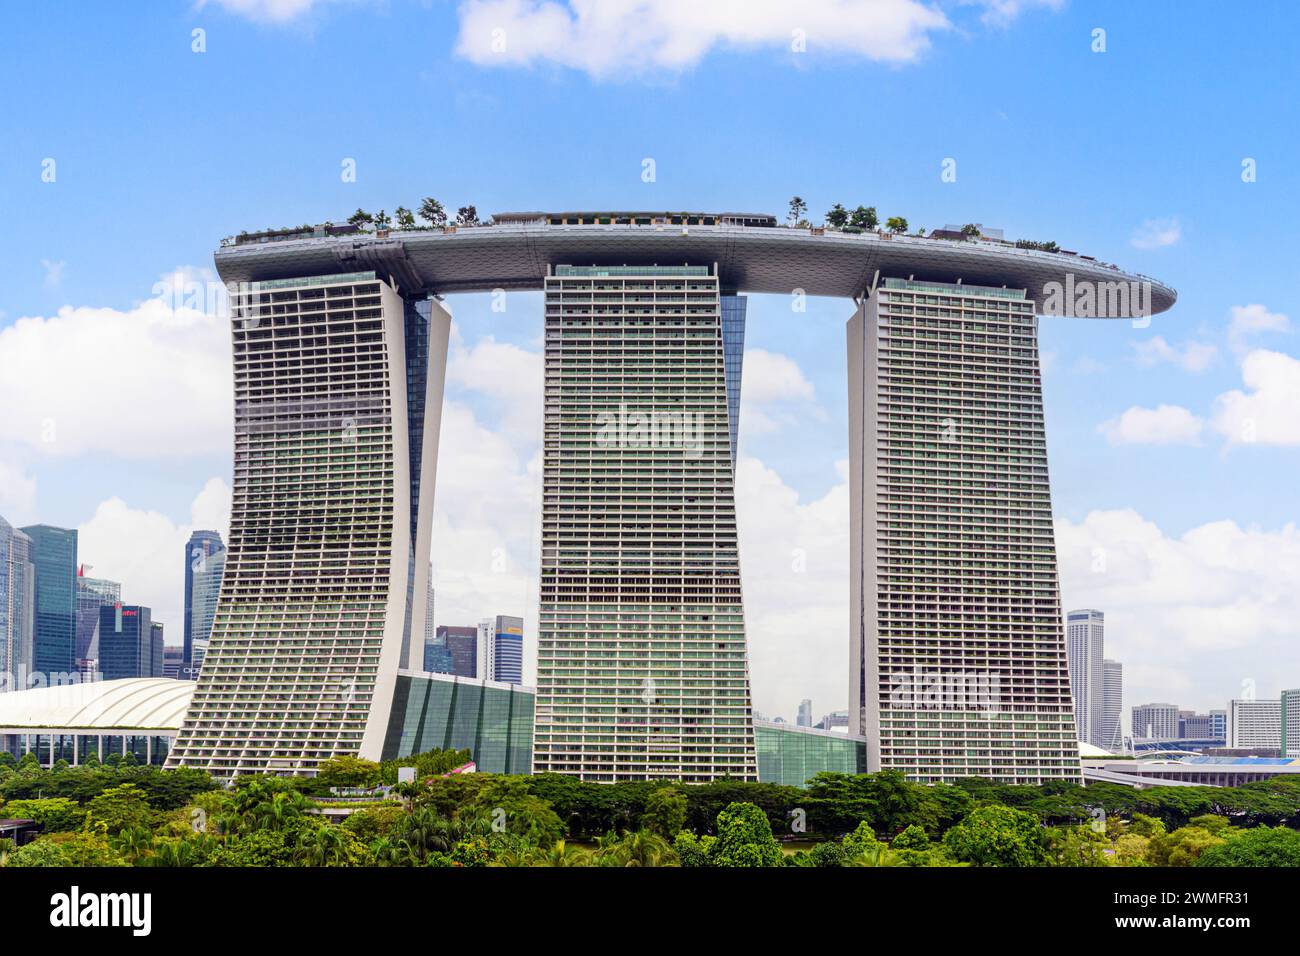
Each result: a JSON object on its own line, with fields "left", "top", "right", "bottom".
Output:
{"left": 455, "top": 205, "right": 479, "bottom": 226}
{"left": 712, "top": 802, "right": 784, "bottom": 867}
{"left": 294, "top": 823, "right": 368, "bottom": 867}
{"left": 394, "top": 206, "right": 416, "bottom": 229}
{"left": 346, "top": 208, "right": 374, "bottom": 229}
{"left": 641, "top": 786, "right": 687, "bottom": 839}
{"left": 787, "top": 196, "right": 808, "bottom": 227}
{"left": 943, "top": 805, "right": 1047, "bottom": 867}
{"left": 86, "top": 783, "right": 153, "bottom": 834}
{"left": 4, "top": 831, "right": 128, "bottom": 867}
{"left": 1198, "top": 826, "right": 1300, "bottom": 867}
{"left": 528, "top": 839, "right": 593, "bottom": 867}
{"left": 593, "top": 829, "right": 677, "bottom": 867}
{"left": 373, "top": 209, "right": 392, "bottom": 230}
{"left": 316, "top": 755, "right": 382, "bottom": 791}
{"left": 1, "top": 797, "right": 84, "bottom": 833}
{"left": 1148, "top": 824, "right": 1227, "bottom": 867}
{"left": 825, "top": 203, "right": 849, "bottom": 229}
{"left": 886, "top": 216, "right": 909, "bottom": 234}
{"left": 891, "top": 824, "right": 930, "bottom": 851}
{"left": 673, "top": 831, "right": 717, "bottom": 867}
{"left": 465, "top": 778, "right": 563, "bottom": 848}
{"left": 418, "top": 197, "right": 447, "bottom": 227}
{"left": 849, "top": 205, "right": 879, "bottom": 230}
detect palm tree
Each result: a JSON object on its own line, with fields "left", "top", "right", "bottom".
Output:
{"left": 593, "top": 829, "right": 676, "bottom": 867}
{"left": 111, "top": 825, "right": 155, "bottom": 863}
{"left": 418, "top": 197, "right": 447, "bottom": 227}
{"left": 532, "top": 839, "right": 593, "bottom": 867}
{"left": 295, "top": 825, "right": 352, "bottom": 867}
{"left": 369, "top": 836, "right": 416, "bottom": 867}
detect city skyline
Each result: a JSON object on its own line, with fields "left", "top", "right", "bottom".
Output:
{"left": 2, "top": 3, "right": 1298, "bottom": 724}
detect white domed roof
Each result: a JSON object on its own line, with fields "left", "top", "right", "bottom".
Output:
{"left": 0, "top": 678, "right": 194, "bottom": 731}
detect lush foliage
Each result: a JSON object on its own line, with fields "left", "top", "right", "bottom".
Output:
{"left": 3, "top": 751, "right": 1299, "bottom": 868}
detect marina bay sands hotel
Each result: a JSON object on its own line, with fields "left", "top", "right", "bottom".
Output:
{"left": 165, "top": 211, "right": 1175, "bottom": 785}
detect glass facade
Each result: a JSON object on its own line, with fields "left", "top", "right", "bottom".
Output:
{"left": 76, "top": 572, "right": 120, "bottom": 672}
{"left": 754, "top": 721, "right": 868, "bottom": 787}
{"left": 20, "top": 525, "right": 78, "bottom": 680}
{"left": 183, "top": 530, "right": 225, "bottom": 674}
{"left": 720, "top": 294, "right": 747, "bottom": 470}
{"left": 383, "top": 671, "right": 534, "bottom": 775}
{"left": 98, "top": 605, "right": 157, "bottom": 680}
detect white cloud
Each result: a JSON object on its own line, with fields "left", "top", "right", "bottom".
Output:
{"left": 0, "top": 461, "right": 38, "bottom": 524}
{"left": 0, "top": 296, "right": 231, "bottom": 458}
{"left": 1130, "top": 217, "right": 1182, "bottom": 250}
{"left": 1056, "top": 509, "right": 1300, "bottom": 712}
{"left": 1098, "top": 404, "right": 1203, "bottom": 446}
{"left": 971, "top": 0, "right": 1063, "bottom": 27}
{"left": 40, "top": 259, "right": 66, "bottom": 288}
{"left": 445, "top": 325, "right": 543, "bottom": 445}
{"left": 1132, "top": 335, "right": 1217, "bottom": 373}
{"left": 1228, "top": 303, "right": 1289, "bottom": 352}
{"left": 1211, "top": 348, "right": 1300, "bottom": 446}
{"left": 428, "top": 400, "right": 542, "bottom": 678}
{"left": 735, "top": 456, "right": 849, "bottom": 720}
{"left": 738, "top": 347, "right": 822, "bottom": 436}
{"left": 455, "top": 0, "right": 960, "bottom": 78}
{"left": 77, "top": 478, "right": 232, "bottom": 642}
{"left": 197, "top": 0, "right": 348, "bottom": 22}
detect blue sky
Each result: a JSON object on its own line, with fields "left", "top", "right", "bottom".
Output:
{"left": 1, "top": 0, "right": 1297, "bottom": 723}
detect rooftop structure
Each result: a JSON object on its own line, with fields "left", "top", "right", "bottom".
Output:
{"left": 214, "top": 214, "right": 1175, "bottom": 312}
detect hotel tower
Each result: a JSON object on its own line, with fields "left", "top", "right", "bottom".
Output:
{"left": 848, "top": 278, "right": 1079, "bottom": 784}
{"left": 167, "top": 272, "right": 449, "bottom": 776}
{"left": 532, "top": 265, "right": 756, "bottom": 782}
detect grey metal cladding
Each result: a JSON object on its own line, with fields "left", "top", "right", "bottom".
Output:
{"left": 214, "top": 221, "right": 1177, "bottom": 316}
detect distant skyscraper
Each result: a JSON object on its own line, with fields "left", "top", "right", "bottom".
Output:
{"left": 478, "top": 615, "right": 523, "bottom": 685}
{"left": 816, "top": 710, "right": 849, "bottom": 732}
{"left": 1229, "top": 698, "right": 1282, "bottom": 750}
{"left": 1282, "top": 690, "right": 1300, "bottom": 758}
{"left": 98, "top": 604, "right": 155, "bottom": 680}
{"left": 163, "top": 645, "right": 184, "bottom": 680}
{"left": 1132, "top": 702, "right": 1180, "bottom": 740}
{"left": 1066, "top": 610, "right": 1105, "bottom": 746}
{"left": 183, "top": 531, "right": 225, "bottom": 677}
{"left": 797, "top": 699, "right": 813, "bottom": 728}
{"left": 437, "top": 625, "right": 479, "bottom": 678}
{"left": 20, "top": 525, "right": 78, "bottom": 679}
{"left": 424, "top": 569, "right": 435, "bottom": 647}
{"left": 1210, "top": 709, "right": 1228, "bottom": 741}
{"left": 0, "top": 518, "right": 35, "bottom": 693}
{"left": 151, "top": 622, "right": 165, "bottom": 679}
{"left": 75, "top": 567, "right": 120, "bottom": 680}
{"left": 849, "top": 280, "right": 1078, "bottom": 784}
{"left": 1101, "top": 659, "right": 1123, "bottom": 751}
